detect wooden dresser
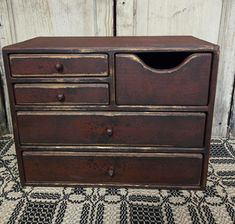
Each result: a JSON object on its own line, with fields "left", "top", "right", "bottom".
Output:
{"left": 3, "top": 36, "right": 219, "bottom": 189}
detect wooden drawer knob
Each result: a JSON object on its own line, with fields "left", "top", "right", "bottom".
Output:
{"left": 55, "top": 63, "right": 63, "bottom": 72}
{"left": 106, "top": 128, "right": 113, "bottom": 136}
{"left": 57, "top": 93, "right": 65, "bottom": 102}
{"left": 108, "top": 167, "right": 115, "bottom": 177}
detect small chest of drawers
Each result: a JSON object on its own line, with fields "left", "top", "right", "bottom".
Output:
{"left": 3, "top": 36, "right": 219, "bottom": 189}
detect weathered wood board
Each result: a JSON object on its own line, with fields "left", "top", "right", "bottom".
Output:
{"left": 214, "top": 0, "right": 235, "bottom": 138}
{"left": 116, "top": 0, "right": 222, "bottom": 43}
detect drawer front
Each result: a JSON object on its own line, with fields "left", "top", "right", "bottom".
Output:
{"left": 14, "top": 83, "right": 109, "bottom": 105}
{"left": 17, "top": 112, "right": 206, "bottom": 147}
{"left": 116, "top": 53, "right": 211, "bottom": 105}
{"left": 23, "top": 151, "right": 203, "bottom": 187}
{"left": 10, "top": 54, "right": 108, "bottom": 77}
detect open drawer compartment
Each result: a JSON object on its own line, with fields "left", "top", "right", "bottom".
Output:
{"left": 115, "top": 52, "right": 212, "bottom": 106}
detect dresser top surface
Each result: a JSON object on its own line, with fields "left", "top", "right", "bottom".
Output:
{"left": 3, "top": 36, "right": 218, "bottom": 52}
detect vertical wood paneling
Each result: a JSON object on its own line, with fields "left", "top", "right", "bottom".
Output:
{"left": 0, "top": 0, "right": 113, "bottom": 133}
{"left": 0, "top": 0, "right": 15, "bottom": 133}
{"left": 220, "top": 1, "right": 235, "bottom": 138}
{"left": 116, "top": 0, "right": 136, "bottom": 35}
{"left": 117, "top": 0, "right": 222, "bottom": 43}
{"left": 9, "top": 0, "right": 113, "bottom": 39}
{"left": 95, "top": 0, "right": 113, "bottom": 36}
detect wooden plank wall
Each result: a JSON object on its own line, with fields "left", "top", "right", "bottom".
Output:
{"left": 116, "top": 0, "right": 222, "bottom": 42}
{"left": 1, "top": 0, "right": 235, "bottom": 138}
{"left": 0, "top": 0, "right": 113, "bottom": 132}
{"left": 223, "top": 1, "right": 235, "bottom": 138}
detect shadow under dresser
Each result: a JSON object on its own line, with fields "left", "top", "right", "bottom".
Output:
{"left": 3, "top": 36, "right": 219, "bottom": 189}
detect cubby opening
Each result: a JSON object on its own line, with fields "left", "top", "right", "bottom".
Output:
{"left": 135, "top": 52, "right": 193, "bottom": 70}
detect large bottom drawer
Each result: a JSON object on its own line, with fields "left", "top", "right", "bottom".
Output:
{"left": 22, "top": 151, "right": 203, "bottom": 187}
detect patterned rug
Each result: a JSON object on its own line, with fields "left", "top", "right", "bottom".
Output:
{"left": 0, "top": 136, "right": 234, "bottom": 224}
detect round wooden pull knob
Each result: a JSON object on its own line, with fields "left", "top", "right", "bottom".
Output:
{"left": 106, "top": 128, "right": 113, "bottom": 136}
{"left": 55, "top": 63, "right": 63, "bottom": 72}
{"left": 57, "top": 93, "right": 65, "bottom": 102}
{"left": 108, "top": 167, "right": 114, "bottom": 177}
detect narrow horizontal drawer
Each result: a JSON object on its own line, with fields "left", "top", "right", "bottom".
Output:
{"left": 17, "top": 112, "right": 206, "bottom": 147}
{"left": 116, "top": 53, "right": 211, "bottom": 105}
{"left": 23, "top": 151, "right": 203, "bottom": 187}
{"left": 14, "top": 83, "right": 109, "bottom": 105}
{"left": 10, "top": 54, "right": 108, "bottom": 77}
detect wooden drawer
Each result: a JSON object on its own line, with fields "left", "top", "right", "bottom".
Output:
{"left": 14, "top": 83, "right": 109, "bottom": 105}
{"left": 116, "top": 53, "right": 212, "bottom": 105}
{"left": 17, "top": 112, "right": 206, "bottom": 147}
{"left": 10, "top": 54, "right": 108, "bottom": 77}
{"left": 22, "top": 151, "right": 203, "bottom": 187}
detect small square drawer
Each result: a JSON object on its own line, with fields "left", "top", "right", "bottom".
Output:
{"left": 10, "top": 54, "right": 108, "bottom": 77}
{"left": 14, "top": 83, "right": 109, "bottom": 105}
{"left": 116, "top": 52, "right": 212, "bottom": 106}
{"left": 17, "top": 112, "right": 206, "bottom": 147}
{"left": 22, "top": 151, "right": 203, "bottom": 187}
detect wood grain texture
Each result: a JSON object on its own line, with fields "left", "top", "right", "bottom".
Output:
{"left": 0, "top": 0, "right": 16, "bottom": 132}
{"left": 0, "top": 0, "right": 113, "bottom": 133}
{"left": 116, "top": 0, "right": 222, "bottom": 43}
{"left": 9, "top": 0, "right": 113, "bottom": 39}
{"left": 214, "top": 0, "right": 235, "bottom": 138}
{"left": 23, "top": 151, "right": 203, "bottom": 187}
